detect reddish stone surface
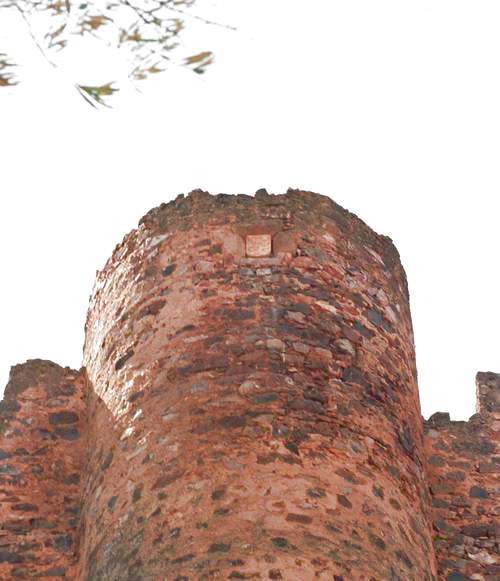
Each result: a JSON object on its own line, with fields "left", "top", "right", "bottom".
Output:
{"left": 0, "top": 361, "right": 87, "bottom": 579}
{"left": 79, "top": 189, "right": 435, "bottom": 580}
{"left": 246, "top": 234, "right": 272, "bottom": 257}
{"left": 0, "top": 189, "right": 497, "bottom": 580}
{"left": 424, "top": 373, "right": 499, "bottom": 581}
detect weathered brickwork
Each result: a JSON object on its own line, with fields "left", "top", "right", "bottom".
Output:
{"left": 425, "top": 373, "right": 500, "bottom": 581}
{"left": 0, "top": 189, "right": 497, "bottom": 580}
{"left": 0, "top": 361, "right": 87, "bottom": 579}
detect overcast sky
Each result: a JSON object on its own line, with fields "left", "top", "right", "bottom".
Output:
{"left": 1, "top": 0, "right": 498, "bottom": 420}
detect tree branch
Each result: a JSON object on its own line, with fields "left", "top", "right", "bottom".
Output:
{"left": 166, "top": 4, "right": 236, "bottom": 31}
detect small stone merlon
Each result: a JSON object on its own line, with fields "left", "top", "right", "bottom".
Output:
{"left": 476, "top": 371, "right": 500, "bottom": 415}
{"left": 0, "top": 189, "right": 497, "bottom": 581}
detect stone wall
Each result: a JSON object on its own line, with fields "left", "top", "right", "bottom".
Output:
{"left": 424, "top": 372, "right": 499, "bottom": 581}
{"left": 79, "top": 189, "right": 436, "bottom": 580}
{"left": 0, "top": 360, "right": 87, "bottom": 579}
{"left": 0, "top": 189, "right": 497, "bottom": 580}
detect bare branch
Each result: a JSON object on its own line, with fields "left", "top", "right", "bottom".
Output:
{"left": 166, "top": 4, "right": 236, "bottom": 31}
{"left": 13, "top": 2, "right": 58, "bottom": 69}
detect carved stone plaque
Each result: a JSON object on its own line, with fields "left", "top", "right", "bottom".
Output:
{"left": 245, "top": 234, "right": 272, "bottom": 258}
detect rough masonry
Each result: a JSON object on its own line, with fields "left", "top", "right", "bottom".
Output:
{"left": 0, "top": 189, "right": 498, "bottom": 580}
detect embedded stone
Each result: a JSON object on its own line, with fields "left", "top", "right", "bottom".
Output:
{"left": 208, "top": 542, "right": 231, "bottom": 553}
{"left": 292, "top": 341, "right": 310, "bottom": 354}
{"left": 286, "top": 513, "right": 312, "bottom": 524}
{"left": 162, "top": 264, "right": 176, "bottom": 276}
{"left": 271, "top": 538, "right": 290, "bottom": 549}
{"left": 366, "top": 309, "right": 384, "bottom": 327}
{"left": 469, "top": 486, "right": 489, "bottom": 499}
{"left": 238, "top": 380, "right": 259, "bottom": 395}
{"left": 53, "top": 426, "right": 80, "bottom": 440}
{"left": 316, "top": 301, "right": 337, "bottom": 314}
{"left": 334, "top": 338, "right": 356, "bottom": 357}
{"left": 428, "top": 455, "right": 445, "bottom": 467}
{"left": 251, "top": 393, "right": 278, "bottom": 404}
{"left": 266, "top": 338, "right": 285, "bottom": 351}
{"left": 307, "top": 488, "right": 326, "bottom": 498}
{"left": 446, "top": 572, "right": 471, "bottom": 581}
{"left": 287, "top": 310, "right": 306, "bottom": 323}
{"left": 337, "top": 495, "right": 352, "bottom": 509}
{"left": 368, "top": 533, "right": 386, "bottom": 550}
{"left": 48, "top": 411, "right": 79, "bottom": 425}
{"left": 245, "top": 234, "right": 272, "bottom": 258}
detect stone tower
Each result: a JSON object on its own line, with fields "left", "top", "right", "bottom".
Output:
{"left": 0, "top": 190, "right": 498, "bottom": 581}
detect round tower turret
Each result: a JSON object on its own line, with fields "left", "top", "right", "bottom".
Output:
{"left": 78, "top": 189, "right": 436, "bottom": 580}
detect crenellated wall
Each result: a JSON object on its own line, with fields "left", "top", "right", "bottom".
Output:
{"left": 0, "top": 360, "right": 88, "bottom": 579}
{"left": 424, "top": 372, "right": 499, "bottom": 581}
{"left": 0, "top": 189, "right": 497, "bottom": 580}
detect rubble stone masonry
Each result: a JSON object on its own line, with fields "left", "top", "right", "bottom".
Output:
{"left": 424, "top": 372, "right": 499, "bottom": 580}
{"left": 0, "top": 361, "right": 87, "bottom": 578}
{"left": 0, "top": 189, "right": 497, "bottom": 580}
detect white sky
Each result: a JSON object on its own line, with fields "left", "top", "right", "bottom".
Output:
{"left": 0, "top": 1, "right": 499, "bottom": 420}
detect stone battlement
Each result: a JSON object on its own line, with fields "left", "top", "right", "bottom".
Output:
{"left": 423, "top": 372, "right": 499, "bottom": 580}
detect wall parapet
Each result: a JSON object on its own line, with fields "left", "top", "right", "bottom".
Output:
{"left": 424, "top": 372, "right": 499, "bottom": 581}
{"left": 0, "top": 360, "right": 88, "bottom": 579}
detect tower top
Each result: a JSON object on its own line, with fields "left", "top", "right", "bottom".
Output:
{"left": 138, "top": 188, "right": 401, "bottom": 268}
